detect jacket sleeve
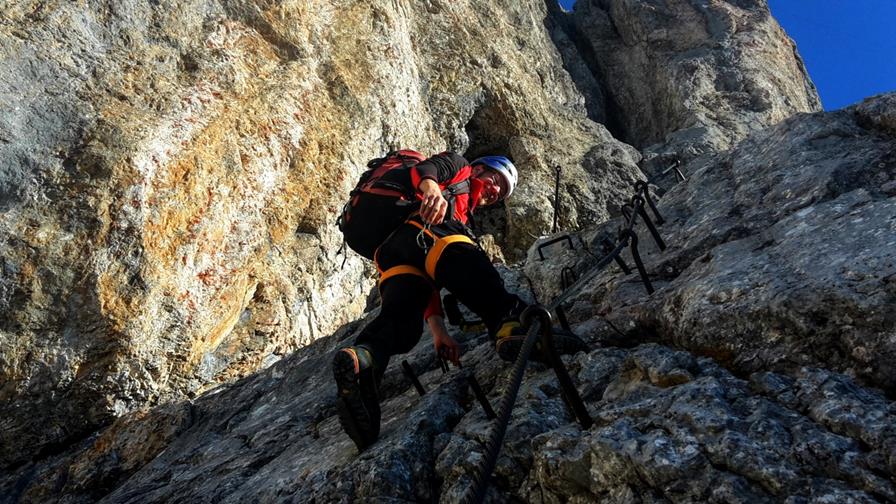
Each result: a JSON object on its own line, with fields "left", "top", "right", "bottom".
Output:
{"left": 411, "top": 151, "right": 469, "bottom": 190}
{"left": 423, "top": 289, "right": 444, "bottom": 321}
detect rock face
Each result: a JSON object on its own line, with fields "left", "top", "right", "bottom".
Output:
{"left": 3, "top": 0, "right": 878, "bottom": 502}
{"left": 0, "top": 0, "right": 643, "bottom": 470}
{"left": 4, "top": 307, "right": 895, "bottom": 502}
{"left": 551, "top": 0, "right": 822, "bottom": 174}
{"left": 5, "top": 92, "right": 895, "bottom": 502}
{"left": 527, "top": 92, "right": 896, "bottom": 393}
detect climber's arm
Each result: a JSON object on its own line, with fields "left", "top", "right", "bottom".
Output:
{"left": 425, "top": 292, "right": 460, "bottom": 364}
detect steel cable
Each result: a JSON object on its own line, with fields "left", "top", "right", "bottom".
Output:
{"left": 460, "top": 179, "right": 671, "bottom": 504}
{"left": 461, "top": 318, "right": 543, "bottom": 504}
{"left": 460, "top": 222, "right": 630, "bottom": 504}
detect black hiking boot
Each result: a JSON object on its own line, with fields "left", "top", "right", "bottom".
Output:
{"left": 332, "top": 345, "right": 381, "bottom": 452}
{"left": 495, "top": 319, "right": 587, "bottom": 364}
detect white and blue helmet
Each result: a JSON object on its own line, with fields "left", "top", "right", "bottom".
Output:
{"left": 471, "top": 156, "right": 518, "bottom": 200}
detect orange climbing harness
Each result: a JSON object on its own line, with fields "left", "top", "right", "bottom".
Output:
{"left": 405, "top": 220, "right": 477, "bottom": 278}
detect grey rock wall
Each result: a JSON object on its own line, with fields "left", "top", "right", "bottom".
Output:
{"left": 2, "top": 0, "right": 878, "bottom": 501}
{"left": 0, "top": 0, "right": 643, "bottom": 470}
{"left": 526, "top": 92, "right": 896, "bottom": 393}
{"left": 5, "top": 93, "right": 895, "bottom": 503}
{"left": 553, "top": 0, "right": 822, "bottom": 175}
{"left": 5, "top": 304, "right": 894, "bottom": 502}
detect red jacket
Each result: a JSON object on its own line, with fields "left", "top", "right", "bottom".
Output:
{"left": 409, "top": 151, "right": 477, "bottom": 225}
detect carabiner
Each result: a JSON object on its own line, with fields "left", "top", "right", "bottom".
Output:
{"left": 416, "top": 222, "right": 433, "bottom": 253}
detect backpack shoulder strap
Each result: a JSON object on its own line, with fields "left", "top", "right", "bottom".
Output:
{"left": 442, "top": 178, "right": 470, "bottom": 196}
{"left": 439, "top": 178, "right": 471, "bottom": 224}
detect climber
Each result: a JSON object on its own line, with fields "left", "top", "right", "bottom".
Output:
{"left": 332, "top": 151, "right": 586, "bottom": 451}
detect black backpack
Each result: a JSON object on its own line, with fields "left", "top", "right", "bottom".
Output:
{"left": 337, "top": 150, "right": 469, "bottom": 260}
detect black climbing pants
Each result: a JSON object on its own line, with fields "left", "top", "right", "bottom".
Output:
{"left": 353, "top": 219, "right": 522, "bottom": 372}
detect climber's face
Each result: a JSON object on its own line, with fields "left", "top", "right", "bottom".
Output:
{"left": 472, "top": 166, "right": 504, "bottom": 206}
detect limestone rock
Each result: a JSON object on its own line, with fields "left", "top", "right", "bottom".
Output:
{"left": 3, "top": 0, "right": 884, "bottom": 502}
{"left": 0, "top": 0, "right": 642, "bottom": 469}
{"left": 526, "top": 92, "right": 896, "bottom": 393}
{"left": 524, "top": 345, "right": 895, "bottom": 503}
{"left": 553, "top": 0, "right": 822, "bottom": 175}
{"left": 5, "top": 325, "right": 894, "bottom": 503}
{"left": 856, "top": 92, "right": 896, "bottom": 136}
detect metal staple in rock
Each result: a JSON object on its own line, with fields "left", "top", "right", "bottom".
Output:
{"left": 460, "top": 176, "right": 676, "bottom": 504}
{"left": 462, "top": 314, "right": 542, "bottom": 504}
{"left": 552, "top": 165, "right": 562, "bottom": 233}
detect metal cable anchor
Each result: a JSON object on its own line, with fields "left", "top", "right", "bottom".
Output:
{"left": 618, "top": 229, "right": 654, "bottom": 294}
{"left": 520, "top": 305, "right": 593, "bottom": 429}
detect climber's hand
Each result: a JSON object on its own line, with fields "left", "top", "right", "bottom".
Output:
{"left": 419, "top": 179, "right": 448, "bottom": 225}
{"left": 435, "top": 333, "right": 461, "bottom": 365}
{"left": 430, "top": 316, "right": 461, "bottom": 365}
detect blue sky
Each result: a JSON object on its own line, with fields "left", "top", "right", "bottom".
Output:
{"left": 557, "top": 0, "right": 896, "bottom": 110}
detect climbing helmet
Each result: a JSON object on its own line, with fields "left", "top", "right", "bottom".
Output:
{"left": 471, "top": 156, "right": 518, "bottom": 201}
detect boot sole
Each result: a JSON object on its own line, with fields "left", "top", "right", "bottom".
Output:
{"left": 333, "top": 350, "right": 379, "bottom": 452}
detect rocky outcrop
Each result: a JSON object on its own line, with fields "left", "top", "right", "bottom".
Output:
{"left": 551, "top": 0, "right": 822, "bottom": 174}
{"left": 5, "top": 94, "right": 896, "bottom": 502}
{"left": 0, "top": 0, "right": 643, "bottom": 469}
{"left": 5, "top": 0, "right": 882, "bottom": 501}
{"left": 5, "top": 309, "right": 895, "bottom": 502}
{"left": 526, "top": 348, "right": 896, "bottom": 503}
{"left": 527, "top": 92, "right": 896, "bottom": 393}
